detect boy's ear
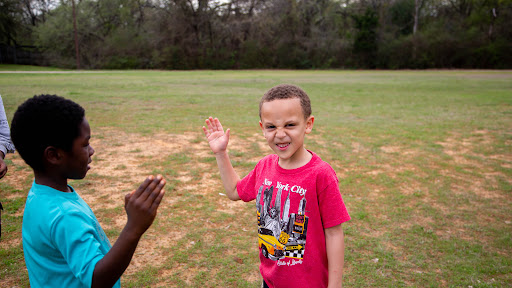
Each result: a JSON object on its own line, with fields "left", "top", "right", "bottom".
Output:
{"left": 43, "top": 146, "right": 64, "bottom": 166}
{"left": 305, "top": 115, "right": 314, "bottom": 134}
{"left": 259, "top": 121, "right": 264, "bottom": 134}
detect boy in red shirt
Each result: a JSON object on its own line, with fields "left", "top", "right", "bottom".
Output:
{"left": 203, "top": 84, "right": 350, "bottom": 288}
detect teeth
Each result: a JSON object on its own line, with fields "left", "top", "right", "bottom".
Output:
{"left": 277, "top": 143, "right": 289, "bottom": 147}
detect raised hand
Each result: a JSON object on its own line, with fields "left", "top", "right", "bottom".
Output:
{"left": 124, "top": 175, "right": 166, "bottom": 237}
{"left": 203, "top": 117, "right": 230, "bottom": 154}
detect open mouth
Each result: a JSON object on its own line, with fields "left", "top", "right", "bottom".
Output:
{"left": 276, "top": 143, "right": 290, "bottom": 150}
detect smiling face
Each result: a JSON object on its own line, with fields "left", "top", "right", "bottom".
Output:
{"left": 61, "top": 117, "right": 95, "bottom": 180}
{"left": 259, "top": 98, "right": 314, "bottom": 169}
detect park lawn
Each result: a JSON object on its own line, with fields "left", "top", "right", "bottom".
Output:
{"left": 0, "top": 68, "right": 511, "bottom": 287}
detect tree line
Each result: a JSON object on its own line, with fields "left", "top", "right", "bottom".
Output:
{"left": 1, "top": 0, "right": 511, "bottom": 69}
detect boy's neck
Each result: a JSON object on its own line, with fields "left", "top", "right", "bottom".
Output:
{"left": 34, "top": 171, "right": 71, "bottom": 192}
{"left": 278, "top": 148, "right": 313, "bottom": 170}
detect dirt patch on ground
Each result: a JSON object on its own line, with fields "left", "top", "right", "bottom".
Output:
{"left": 79, "top": 129, "right": 217, "bottom": 208}
{"left": 0, "top": 236, "right": 21, "bottom": 250}
{"left": 437, "top": 130, "right": 511, "bottom": 199}
{"left": 350, "top": 129, "right": 511, "bottom": 253}
{"left": 85, "top": 129, "right": 261, "bottom": 282}
{"left": 125, "top": 230, "right": 185, "bottom": 275}
{"left": 1, "top": 155, "right": 34, "bottom": 192}
{"left": 83, "top": 129, "right": 222, "bottom": 276}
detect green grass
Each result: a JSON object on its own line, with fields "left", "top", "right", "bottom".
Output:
{"left": 0, "top": 67, "right": 511, "bottom": 287}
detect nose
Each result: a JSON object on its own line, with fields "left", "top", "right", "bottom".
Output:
{"left": 276, "top": 128, "right": 286, "bottom": 138}
{"left": 89, "top": 145, "right": 95, "bottom": 157}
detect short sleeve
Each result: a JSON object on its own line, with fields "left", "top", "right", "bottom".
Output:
{"left": 51, "top": 212, "right": 106, "bottom": 288}
{"left": 317, "top": 168, "right": 351, "bottom": 229}
{"left": 237, "top": 167, "right": 258, "bottom": 202}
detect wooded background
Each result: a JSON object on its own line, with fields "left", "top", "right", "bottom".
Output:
{"left": 1, "top": 0, "right": 511, "bottom": 69}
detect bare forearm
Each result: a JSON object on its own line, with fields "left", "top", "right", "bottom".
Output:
{"left": 91, "top": 227, "right": 141, "bottom": 288}
{"left": 215, "top": 151, "right": 240, "bottom": 201}
{"left": 326, "top": 225, "right": 345, "bottom": 288}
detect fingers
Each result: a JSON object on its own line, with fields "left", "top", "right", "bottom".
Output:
{"left": 131, "top": 175, "right": 165, "bottom": 206}
{"left": 124, "top": 175, "right": 165, "bottom": 237}
{"left": 150, "top": 189, "right": 165, "bottom": 211}
{"left": 124, "top": 189, "right": 135, "bottom": 203}
{"left": 204, "top": 117, "right": 213, "bottom": 132}
{"left": 146, "top": 176, "right": 166, "bottom": 204}
{"left": 204, "top": 117, "right": 223, "bottom": 134}
{"left": 214, "top": 117, "right": 224, "bottom": 132}
{"left": 132, "top": 175, "right": 154, "bottom": 199}
{"left": 203, "top": 117, "right": 214, "bottom": 138}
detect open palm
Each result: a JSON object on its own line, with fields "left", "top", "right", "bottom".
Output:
{"left": 203, "top": 117, "right": 230, "bottom": 154}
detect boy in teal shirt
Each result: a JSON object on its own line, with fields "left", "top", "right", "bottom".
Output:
{"left": 11, "top": 94, "right": 166, "bottom": 287}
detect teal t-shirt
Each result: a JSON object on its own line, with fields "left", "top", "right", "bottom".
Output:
{"left": 22, "top": 181, "right": 121, "bottom": 288}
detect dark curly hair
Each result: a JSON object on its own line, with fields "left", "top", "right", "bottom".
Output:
{"left": 259, "top": 84, "right": 312, "bottom": 120}
{"left": 10, "top": 95, "right": 85, "bottom": 171}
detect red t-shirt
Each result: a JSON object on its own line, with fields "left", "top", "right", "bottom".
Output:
{"left": 237, "top": 151, "right": 351, "bottom": 288}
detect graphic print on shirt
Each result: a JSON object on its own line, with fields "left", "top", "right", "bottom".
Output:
{"left": 256, "top": 181, "right": 309, "bottom": 262}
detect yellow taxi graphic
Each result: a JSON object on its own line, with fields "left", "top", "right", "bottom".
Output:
{"left": 258, "top": 228, "right": 285, "bottom": 261}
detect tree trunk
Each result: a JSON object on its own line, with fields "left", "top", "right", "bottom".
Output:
{"left": 488, "top": 7, "right": 497, "bottom": 41}
{"left": 413, "top": 0, "right": 419, "bottom": 35}
{"left": 72, "top": 0, "right": 80, "bottom": 69}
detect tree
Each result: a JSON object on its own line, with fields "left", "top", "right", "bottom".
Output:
{"left": 0, "top": 0, "right": 21, "bottom": 45}
{"left": 5, "top": 0, "right": 511, "bottom": 69}
{"left": 352, "top": 7, "right": 379, "bottom": 68}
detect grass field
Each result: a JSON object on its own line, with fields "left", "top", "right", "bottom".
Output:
{"left": 0, "top": 67, "right": 511, "bottom": 287}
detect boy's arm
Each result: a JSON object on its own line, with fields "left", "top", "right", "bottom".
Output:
{"left": 203, "top": 117, "right": 240, "bottom": 201}
{"left": 91, "top": 175, "right": 166, "bottom": 288}
{"left": 325, "top": 224, "right": 345, "bottom": 288}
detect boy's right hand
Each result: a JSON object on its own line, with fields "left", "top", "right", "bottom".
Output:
{"left": 124, "top": 175, "right": 166, "bottom": 237}
{"left": 203, "top": 117, "right": 230, "bottom": 154}
{"left": 0, "top": 152, "right": 7, "bottom": 179}
{"left": 0, "top": 158, "right": 7, "bottom": 179}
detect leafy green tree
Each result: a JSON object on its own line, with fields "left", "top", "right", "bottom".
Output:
{"left": 390, "top": 0, "right": 415, "bottom": 35}
{"left": 352, "top": 7, "right": 379, "bottom": 68}
{"left": 0, "top": 0, "right": 21, "bottom": 45}
{"left": 7, "top": 0, "right": 512, "bottom": 68}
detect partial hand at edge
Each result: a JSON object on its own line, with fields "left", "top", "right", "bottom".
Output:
{"left": 0, "top": 157, "right": 7, "bottom": 179}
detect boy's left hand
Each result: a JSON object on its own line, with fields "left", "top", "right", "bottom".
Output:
{"left": 124, "top": 175, "right": 166, "bottom": 237}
